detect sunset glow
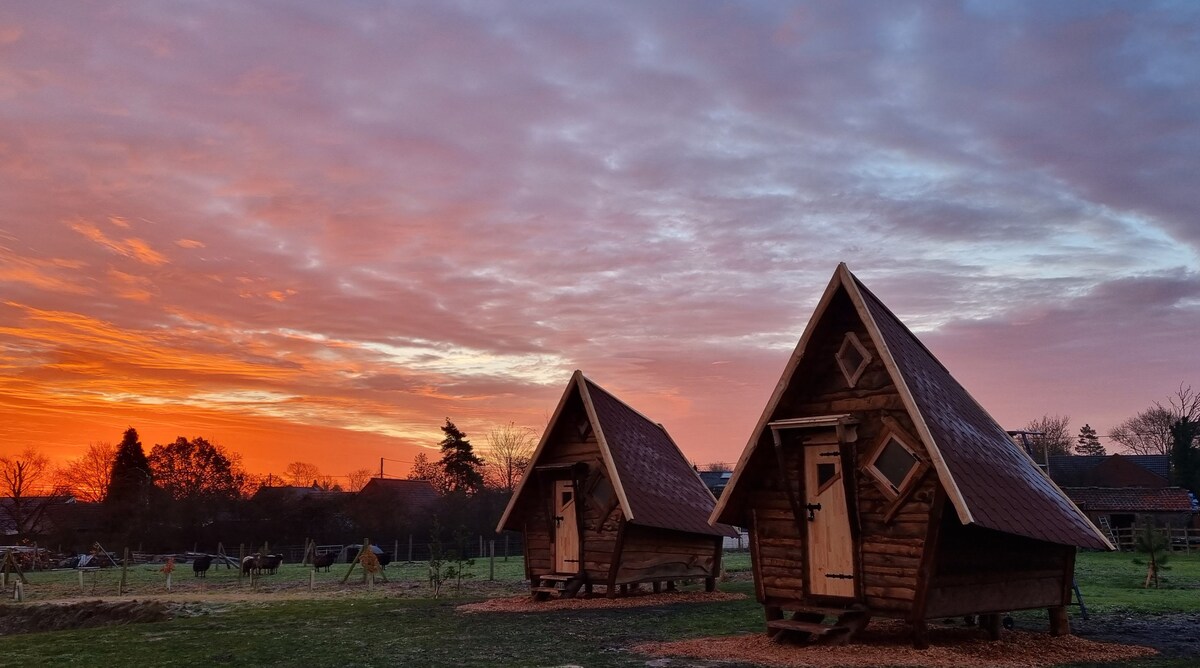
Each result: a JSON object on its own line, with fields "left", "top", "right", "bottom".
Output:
{"left": 1, "top": 3, "right": 1198, "bottom": 481}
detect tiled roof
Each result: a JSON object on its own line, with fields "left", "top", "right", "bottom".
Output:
{"left": 251, "top": 485, "right": 348, "bottom": 503}
{"left": 584, "top": 378, "right": 737, "bottom": 537}
{"left": 854, "top": 273, "right": 1110, "bottom": 550}
{"left": 1064, "top": 487, "right": 1196, "bottom": 513}
{"left": 357, "top": 478, "right": 439, "bottom": 508}
{"left": 1048, "top": 455, "right": 1170, "bottom": 486}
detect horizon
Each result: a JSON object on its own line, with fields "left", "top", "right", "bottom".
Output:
{"left": 2, "top": 2, "right": 1198, "bottom": 479}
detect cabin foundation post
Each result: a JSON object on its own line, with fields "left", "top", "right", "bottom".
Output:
{"left": 764, "top": 605, "right": 784, "bottom": 638}
{"left": 1048, "top": 606, "right": 1070, "bottom": 636}
{"left": 980, "top": 613, "right": 1002, "bottom": 641}
{"left": 652, "top": 580, "right": 661, "bottom": 593}
{"left": 911, "top": 620, "right": 929, "bottom": 649}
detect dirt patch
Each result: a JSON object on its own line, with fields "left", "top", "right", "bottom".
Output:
{"left": 1069, "top": 611, "right": 1200, "bottom": 660}
{"left": 457, "top": 590, "right": 747, "bottom": 614}
{"left": 634, "top": 620, "right": 1157, "bottom": 668}
{"left": 0, "top": 600, "right": 174, "bottom": 637}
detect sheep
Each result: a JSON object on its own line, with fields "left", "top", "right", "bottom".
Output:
{"left": 192, "top": 555, "right": 214, "bottom": 578}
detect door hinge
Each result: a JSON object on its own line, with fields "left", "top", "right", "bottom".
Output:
{"left": 805, "top": 503, "right": 822, "bottom": 521}
{"left": 825, "top": 573, "right": 854, "bottom": 580}
{"left": 820, "top": 451, "right": 840, "bottom": 457}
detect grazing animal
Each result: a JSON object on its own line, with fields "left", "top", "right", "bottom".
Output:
{"left": 312, "top": 552, "right": 335, "bottom": 572}
{"left": 378, "top": 552, "right": 393, "bottom": 568}
{"left": 193, "top": 555, "right": 214, "bottom": 578}
{"left": 261, "top": 554, "right": 283, "bottom": 575}
{"left": 242, "top": 554, "right": 261, "bottom": 575}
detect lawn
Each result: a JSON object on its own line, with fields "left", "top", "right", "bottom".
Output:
{"left": 1, "top": 550, "right": 1197, "bottom": 667}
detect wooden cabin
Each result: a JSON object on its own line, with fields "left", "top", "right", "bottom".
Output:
{"left": 710, "top": 264, "right": 1112, "bottom": 647}
{"left": 497, "top": 371, "right": 737, "bottom": 599}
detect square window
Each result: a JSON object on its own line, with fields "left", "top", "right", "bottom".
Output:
{"left": 835, "top": 332, "right": 873, "bottom": 387}
{"left": 817, "top": 463, "right": 836, "bottom": 488}
{"left": 866, "top": 434, "right": 921, "bottom": 497}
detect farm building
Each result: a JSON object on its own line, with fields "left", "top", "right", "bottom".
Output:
{"left": 710, "top": 264, "right": 1113, "bottom": 647}
{"left": 497, "top": 371, "right": 737, "bottom": 599}
{"left": 1046, "top": 454, "right": 1197, "bottom": 536}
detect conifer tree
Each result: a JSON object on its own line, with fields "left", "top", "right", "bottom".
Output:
{"left": 1075, "top": 423, "right": 1105, "bottom": 456}
{"left": 436, "top": 419, "right": 484, "bottom": 495}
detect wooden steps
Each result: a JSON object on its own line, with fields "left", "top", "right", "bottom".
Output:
{"left": 531, "top": 574, "right": 585, "bottom": 600}
{"left": 764, "top": 604, "right": 871, "bottom": 645}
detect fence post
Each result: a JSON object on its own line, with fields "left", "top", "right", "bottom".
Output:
{"left": 407, "top": 535, "right": 413, "bottom": 563}
{"left": 239, "top": 544, "right": 245, "bottom": 583}
{"left": 119, "top": 548, "right": 129, "bottom": 595}
{"left": 478, "top": 535, "right": 483, "bottom": 558}
{"left": 489, "top": 540, "right": 495, "bottom": 581}
{"left": 504, "top": 533, "right": 509, "bottom": 562}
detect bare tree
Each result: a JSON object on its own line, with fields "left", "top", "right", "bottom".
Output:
{"left": 1023, "top": 414, "right": 1073, "bottom": 464}
{"left": 1110, "top": 406, "right": 1178, "bottom": 456}
{"left": 55, "top": 441, "right": 116, "bottom": 503}
{"left": 346, "top": 468, "right": 375, "bottom": 492}
{"left": 1164, "top": 384, "right": 1200, "bottom": 423}
{"left": 284, "top": 461, "right": 322, "bottom": 487}
{"left": 1110, "top": 386, "right": 1199, "bottom": 456}
{"left": 1, "top": 447, "right": 68, "bottom": 541}
{"left": 483, "top": 423, "right": 537, "bottom": 494}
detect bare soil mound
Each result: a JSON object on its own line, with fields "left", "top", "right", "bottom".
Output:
{"left": 457, "top": 590, "right": 747, "bottom": 614}
{"left": 0, "top": 600, "right": 173, "bottom": 636}
{"left": 634, "top": 619, "right": 1157, "bottom": 668}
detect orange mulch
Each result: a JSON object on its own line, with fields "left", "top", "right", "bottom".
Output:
{"left": 634, "top": 620, "right": 1157, "bottom": 668}
{"left": 457, "top": 590, "right": 747, "bottom": 614}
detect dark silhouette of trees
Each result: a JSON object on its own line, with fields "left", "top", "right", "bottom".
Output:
{"left": 437, "top": 419, "right": 484, "bottom": 495}
{"left": 483, "top": 422, "right": 536, "bottom": 495}
{"left": 148, "top": 436, "right": 245, "bottom": 502}
{"left": 1075, "top": 424, "right": 1105, "bottom": 456}
{"left": 103, "top": 427, "right": 154, "bottom": 544}
{"left": 0, "top": 447, "right": 68, "bottom": 542}
{"left": 1110, "top": 406, "right": 1177, "bottom": 456}
{"left": 148, "top": 436, "right": 247, "bottom": 546}
{"left": 55, "top": 441, "right": 116, "bottom": 503}
{"left": 1110, "top": 385, "right": 1199, "bottom": 456}
{"left": 1023, "top": 414, "right": 1073, "bottom": 464}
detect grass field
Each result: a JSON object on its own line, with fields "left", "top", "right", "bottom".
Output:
{"left": 1, "top": 550, "right": 1197, "bottom": 667}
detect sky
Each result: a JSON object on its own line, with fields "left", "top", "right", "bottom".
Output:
{"left": 1, "top": 2, "right": 1198, "bottom": 482}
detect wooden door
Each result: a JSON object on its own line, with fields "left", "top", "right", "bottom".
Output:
{"left": 804, "top": 441, "right": 855, "bottom": 598}
{"left": 553, "top": 479, "right": 580, "bottom": 574}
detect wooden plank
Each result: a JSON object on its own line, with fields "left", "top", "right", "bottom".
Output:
{"left": 606, "top": 517, "right": 628, "bottom": 599}
{"left": 924, "top": 576, "right": 1064, "bottom": 618}
{"left": 750, "top": 510, "right": 766, "bottom": 603}
{"left": 910, "top": 488, "right": 944, "bottom": 623}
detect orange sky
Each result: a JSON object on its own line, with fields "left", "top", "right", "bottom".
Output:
{"left": 2, "top": 3, "right": 1199, "bottom": 481}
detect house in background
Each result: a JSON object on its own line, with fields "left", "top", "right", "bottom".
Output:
{"left": 498, "top": 371, "right": 737, "bottom": 599}
{"left": 1047, "top": 454, "right": 1198, "bottom": 535}
{"left": 698, "top": 470, "right": 732, "bottom": 498}
{"left": 711, "top": 264, "right": 1111, "bottom": 647}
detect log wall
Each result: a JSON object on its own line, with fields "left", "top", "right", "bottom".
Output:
{"left": 740, "top": 289, "right": 937, "bottom": 614}
{"left": 924, "top": 518, "right": 1073, "bottom": 618}
{"left": 616, "top": 526, "right": 719, "bottom": 584}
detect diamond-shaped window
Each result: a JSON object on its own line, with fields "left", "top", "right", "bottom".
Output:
{"left": 835, "top": 332, "right": 872, "bottom": 388}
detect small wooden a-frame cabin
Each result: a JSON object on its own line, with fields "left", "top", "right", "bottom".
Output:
{"left": 498, "top": 371, "right": 737, "bottom": 599}
{"left": 711, "top": 264, "right": 1112, "bottom": 647}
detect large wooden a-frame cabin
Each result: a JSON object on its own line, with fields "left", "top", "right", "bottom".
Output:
{"left": 710, "top": 264, "right": 1112, "bottom": 647}
{"left": 498, "top": 371, "right": 737, "bottom": 599}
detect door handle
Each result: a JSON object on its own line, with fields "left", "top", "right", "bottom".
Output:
{"left": 554, "top": 515, "right": 563, "bottom": 527}
{"left": 806, "top": 503, "right": 822, "bottom": 521}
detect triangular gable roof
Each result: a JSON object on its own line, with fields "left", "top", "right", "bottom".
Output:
{"left": 712, "top": 264, "right": 1111, "bottom": 550}
{"left": 498, "top": 371, "right": 735, "bottom": 537}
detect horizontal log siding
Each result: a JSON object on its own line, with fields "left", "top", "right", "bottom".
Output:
{"left": 517, "top": 402, "right": 625, "bottom": 583}
{"left": 615, "top": 526, "right": 718, "bottom": 584}
{"left": 925, "top": 518, "right": 1073, "bottom": 618}
{"left": 746, "top": 442, "right": 806, "bottom": 602}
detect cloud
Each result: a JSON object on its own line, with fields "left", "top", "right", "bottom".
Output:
{"left": 0, "top": 2, "right": 1197, "bottom": 471}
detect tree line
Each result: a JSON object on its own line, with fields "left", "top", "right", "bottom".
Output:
{"left": 1018, "top": 384, "right": 1200, "bottom": 495}
{"left": 1, "top": 419, "right": 536, "bottom": 552}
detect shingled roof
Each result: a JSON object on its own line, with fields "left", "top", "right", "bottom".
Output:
{"left": 712, "top": 264, "right": 1112, "bottom": 551}
{"left": 498, "top": 371, "right": 736, "bottom": 537}
{"left": 1064, "top": 487, "right": 1196, "bottom": 513}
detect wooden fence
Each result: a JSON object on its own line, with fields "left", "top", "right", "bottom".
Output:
{"left": 1107, "top": 526, "right": 1199, "bottom": 553}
